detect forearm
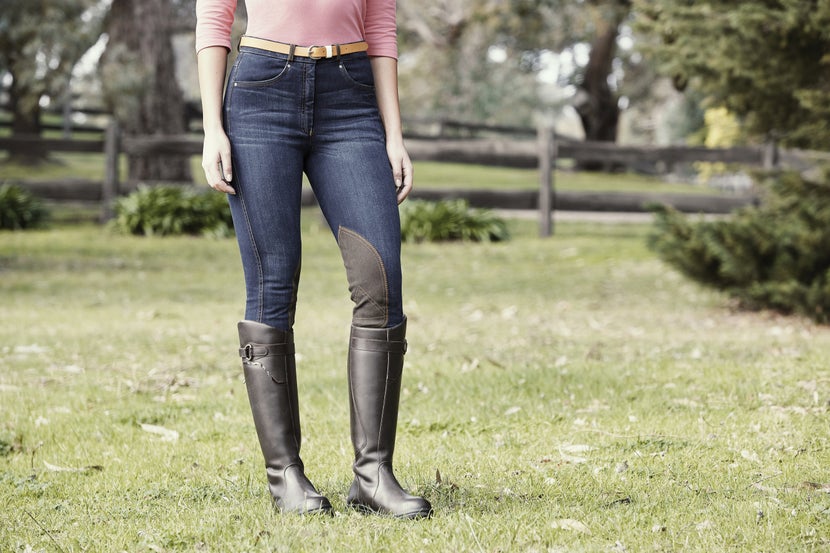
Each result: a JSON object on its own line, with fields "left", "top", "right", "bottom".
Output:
{"left": 197, "top": 46, "right": 234, "bottom": 193}
{"left": 197, "top": 46, "right": 229, "bottom": 132}
{"left": 369, "top": 55, "right": 412, "bottom": 203}
{"left": 369, "top": 56, "right": 403, "bottom": 143}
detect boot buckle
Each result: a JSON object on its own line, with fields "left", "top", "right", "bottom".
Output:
{"left": 242, "top": 343, "right": 255, "bottom": 361}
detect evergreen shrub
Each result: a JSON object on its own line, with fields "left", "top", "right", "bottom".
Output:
{"left": 400, "top": 199, "right": 509, "bottom": 243}
{"left": 648, "top": 170, "right": 830, "bottom": 323}
{"left": 113, "top": 184, "right": 233, "bottom": 237}
{"left": 0, "top": 183, "right": 49, "bottom": 230}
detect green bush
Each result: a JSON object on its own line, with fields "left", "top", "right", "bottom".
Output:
{"left": 0, "top": 183, "right": 49, "bottom": 230}
{"left": 648, "top": 170, "right": 830, "bottom": 323}
{"left": 400, "top": 199, "right": 509, "bottom": 243}
{"left": 113, "top": 184, "right": 234, "bottom": 237}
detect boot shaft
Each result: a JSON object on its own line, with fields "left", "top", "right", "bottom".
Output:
{"left": 238, "top": 321, "right": 302, "bottom": 465}
{"left": 347, "top": 319, "right": 407, "bottom": 463}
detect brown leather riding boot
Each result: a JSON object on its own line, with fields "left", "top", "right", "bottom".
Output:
{"left": 346, "top": 318, "right": 432, "bottom": 519}
{"left": 238, "top": 321, "right": 331, "bottom": 514}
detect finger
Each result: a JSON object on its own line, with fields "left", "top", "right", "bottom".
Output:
{"left": 396, "top": 182, "right": 412, "bottom": 204}
{"left": 217, "top": 150, "right": 235, "bottom": 195}
{"left": 215, "top": 179, "right": 236, "bottom": 194}
{"left": 396, "top": 163, "right": 413, "bottom": 204}
{"left": 219, "top": 148, "right": 233, "bottom": 182}
{"left": 203, "top": 160, "right": 221, "bottom": 188}
{"left": 392, "top": 166, "right": 403, "bottom": 191}
{"left": 204, "top": 159, "right": 235, "bottom": 194}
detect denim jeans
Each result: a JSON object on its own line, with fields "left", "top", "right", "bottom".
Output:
{"left": 223, "top": 46, "right": 403, "bottom": 331}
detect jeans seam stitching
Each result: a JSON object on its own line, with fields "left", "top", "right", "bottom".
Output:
{"left": 237, "top": 190, "right": 264, "bottom": 322}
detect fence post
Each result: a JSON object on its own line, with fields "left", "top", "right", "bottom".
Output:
{"left": 101, "top": 119, "right": 121, "bottom": 222}
{"left": 762, "top": 139, "right": 779, "bottom": 170}
{"left": 61, "top": 87, "right": 72, "bottom": 139}
{"left": 537, "top": 125, "right": 556, "bottom": 237}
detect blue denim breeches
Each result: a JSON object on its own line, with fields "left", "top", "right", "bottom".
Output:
{"left": 223, "top": 46, "right": 403, "bottom": 331}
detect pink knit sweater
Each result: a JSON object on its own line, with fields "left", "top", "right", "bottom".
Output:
{"left": 195, "top": 0, "right": 397, "bottom": 59}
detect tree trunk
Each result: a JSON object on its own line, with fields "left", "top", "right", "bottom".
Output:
{"left": 574, "top": 1, "right": 630, "bottom": 170}
{"left": 7, "top": 70, "right": 48, "bottom": 164}
{"left": 103, "top": 0, "right": 191, "bottom": 182}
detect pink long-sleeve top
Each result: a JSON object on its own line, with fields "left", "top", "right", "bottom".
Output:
{"left": 195, "top": 0, "right": 397, "bottom": 59}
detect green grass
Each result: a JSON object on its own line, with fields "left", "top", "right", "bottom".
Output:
{"left": 2, "top": 213, "right": 830, "bottom": 552}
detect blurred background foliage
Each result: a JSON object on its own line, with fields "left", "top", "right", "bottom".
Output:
{"left": 1, "top": 0, "right": 829, "bottom": 174}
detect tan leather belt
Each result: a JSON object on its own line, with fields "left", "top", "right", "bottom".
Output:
{"left": 239, "top": 36, "right": 369, "bottom": 59}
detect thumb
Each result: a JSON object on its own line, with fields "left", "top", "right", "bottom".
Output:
{"left": 219, "top": 149, "right": 233, "bottom": 182}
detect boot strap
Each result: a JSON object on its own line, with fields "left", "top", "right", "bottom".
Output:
{"left": 239, "top": 342, "right": 295, "bottom": 361}
{"left": 350, "top": 336, "right": 407, "bottom": 354}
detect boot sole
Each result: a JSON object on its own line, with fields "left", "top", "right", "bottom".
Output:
{"left": 302, "top": 506, "right": 334, "bottom": 516}
{"left": 279, "top": 505, "right": 334, "bottom": 516}
{"left": 274, "top": 498, "right": 334, "bottom": 516}
{"left": 348, "top": 502, "right": 433, "bottom": 520}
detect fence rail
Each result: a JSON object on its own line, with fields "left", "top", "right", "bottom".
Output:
{"left": 0, "top": 135, "right": 105, "bottom": 153}
{"left": 403, "top": 137, "right": 776, "bottom": 169}
{"left": 1, "top": 120, "right": 804, "bottom": 235}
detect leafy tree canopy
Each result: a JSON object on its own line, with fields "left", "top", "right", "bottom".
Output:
{"left": 635, "top": 0, "right": 830, "bottom": 149}
{"left": 0, "top": 0, "right": 104, "bottom": 123}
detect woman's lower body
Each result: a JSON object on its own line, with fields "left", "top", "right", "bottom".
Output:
{"left": 224, "top": 43, "right": 431, "bottom": 518}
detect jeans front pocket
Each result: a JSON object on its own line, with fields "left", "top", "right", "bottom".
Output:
{"left": 337, "top": 54, "right": 375, "bottom": 90}
{"left": 233, "top": 51, "right": 292, "bottom": 87}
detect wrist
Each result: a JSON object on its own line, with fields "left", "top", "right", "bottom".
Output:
{"left": 385, "top": 129, "right": 404, "bottom": 144}
{"left": 203, "top": 120, "right": 225, "bottom": 134}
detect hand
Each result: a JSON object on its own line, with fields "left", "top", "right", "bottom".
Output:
{"left": 201, "top": 129, "right": 235, "bottom": 194}
{"left": 386, "top": 139, "right": 413, "bottom": 204}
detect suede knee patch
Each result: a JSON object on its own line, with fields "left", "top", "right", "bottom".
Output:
{"left": 337, "top": 226, "right": 389, "bottom": 327}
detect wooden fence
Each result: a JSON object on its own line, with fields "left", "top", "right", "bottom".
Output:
{"left": 405, "top": 131, "right": 783, "bottom": 235}
{"left": 1, "top": 119, "right": 804, "bottom": 236}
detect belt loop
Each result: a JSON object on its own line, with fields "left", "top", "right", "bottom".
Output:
{"left": 335, "top": 43, "right": 342, "bottom": 62}
{"left": 287, "top": 44, "right": 296, "bottom": 63}
{"left": 236, "top": 35, "right": 243, "bottom": 52}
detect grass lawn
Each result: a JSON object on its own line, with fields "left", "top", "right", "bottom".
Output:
{"left": 2, "top": 212, "right": 829, "bottom": 552}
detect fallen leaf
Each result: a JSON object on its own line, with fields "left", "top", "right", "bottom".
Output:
{"left": 44, "top": 461, "right": 103, "bottom": 473}
{"left": 140, "top": 423, "right": 179, "bottom": 442}
{"left": 501, "top": 306, "right": 518, "bottom": 319}
{"left": 14, "top": 345, "right": 49, "bottom": 354}
{"left": 560, "top": 444, "right": 595, "bottom": 454}
{"left": 559, "top": 453, "right": 588, "bottom": 464}
{"left": 741, "top": 449, "right": 761, "bottom": 463}
{"left": 751, "top": 482, "right": 777, "bottom": 493}
{"left": 551, "top": 519, "right": 591, "bottom": 534}
{"left": 695, "top": 520, "right": 713, "bottom": 531}
{"left": 672, "top": 398, "right": 701, "bottom": 408}
{"left": 801, "top": 482, "right": 830, "bottom": 493}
